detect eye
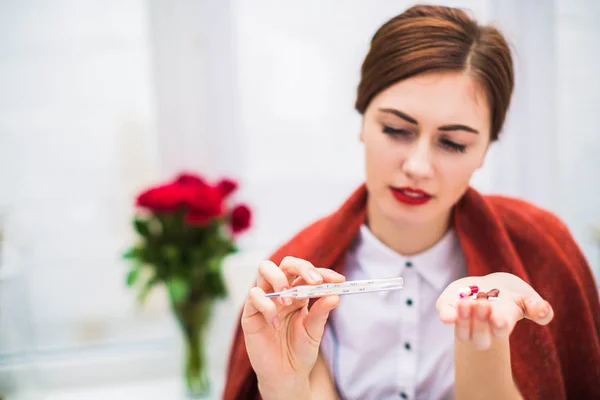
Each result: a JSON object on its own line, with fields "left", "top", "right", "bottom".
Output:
{"left": 440, "top": 138, "right": 467, "bottom": 153}
{"left": 382, "top": 126, "right": 411, "bottom": 136}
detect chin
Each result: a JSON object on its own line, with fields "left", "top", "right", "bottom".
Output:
{"left": 384, "top": 198, "right": 436, "bottom": 227}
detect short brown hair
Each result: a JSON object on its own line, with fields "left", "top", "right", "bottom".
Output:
{"left": 355, "top": 5, "right": 514, "bottom": 141}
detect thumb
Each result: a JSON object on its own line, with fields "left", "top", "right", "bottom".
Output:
{"left": 522, "top": 296, "right": 554, "bottom": 326}
{"left": 304, "top": 295, "right": 340, "bottom": 343}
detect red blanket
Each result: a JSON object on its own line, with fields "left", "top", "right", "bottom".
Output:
{"left": 223, "top": 185, "right": 600, "bottom": 399}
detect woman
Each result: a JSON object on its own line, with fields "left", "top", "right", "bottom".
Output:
{"left": 224, "top": 4, "right": 600, "bottom": 400}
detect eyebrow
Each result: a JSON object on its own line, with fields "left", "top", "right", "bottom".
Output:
{"left": 378, "top": 108, "right": 479, "bottom": 134}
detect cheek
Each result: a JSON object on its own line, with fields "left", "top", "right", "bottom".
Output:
{"left": 437, "top": 152, "right": 485, "bottom": 191}
{"left": 364, "top": 134, "right": 401, "bottom": 175}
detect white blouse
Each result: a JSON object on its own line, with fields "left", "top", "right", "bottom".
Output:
{"left": 320, "top": 224, "right": 468, "bottom": 400}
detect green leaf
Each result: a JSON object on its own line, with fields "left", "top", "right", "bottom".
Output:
{"left": 134, "top": 218, "right": 151, "bottom": 238}
{"left": 122, "top": 247, "right": 138, "bottom": 260}
{"left": 126, "top": 267, "right": 140, "bottom": 287}
{"left": 162, "top": 245, "right": 179, "bottom": 264}
{"left": 190, "top": 246, "right": 206, "bottom": 266}
{"left": 202, "top": 235, "right": 233, "bottom": 260}
{"left": 227, "top": 240, "right": 238, "bottom": 254}
{"left": 137, "top": 275, "right": 160, "bottom": 305}
{"left": 205, "top": 270, "right": 228, "bottom": 299}
{"left": 167, "top": 277, "right": 189, "bottom": 305}
{"left": 139, "top": 243, "right": 157, "bottom": 265}
{"left": 207, "top": 256, "right": 221, "bottom": 272}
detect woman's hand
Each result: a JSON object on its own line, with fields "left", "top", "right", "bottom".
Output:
{"left": 241, "top": 256, "right": 344, "bottom": 396}
{"left": 436, "top": 272, "right": 554, "bottom": 350}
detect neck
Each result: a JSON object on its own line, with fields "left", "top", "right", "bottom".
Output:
{"left": 366, "top": 199, "right": 453, "bottom": 256}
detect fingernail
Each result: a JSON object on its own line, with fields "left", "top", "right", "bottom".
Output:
{"left": 476, "top": 305, "right": 488, "bottom": 320}
{"left": 538, "top": 302, "right": 549, "bottom": 319}
{"left": 459, "top": 304, "right": 470, "bottom": 318}
{"left": 278, "top": 288, "right": 289, "bottom": 306}
{"left": 283, "top": 293, "right": 292, "bottom": 306}
{"left": 272, "top": 317, "right": 280, "bottom": 329}
{"left": 309, "top": 269, "right": 322, "bottom": 283}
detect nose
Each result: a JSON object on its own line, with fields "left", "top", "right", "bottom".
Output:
{"left": 401, "top": 140, "right": 434, "bottom": 180}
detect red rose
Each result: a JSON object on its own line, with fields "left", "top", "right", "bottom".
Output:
{"left": 230, "top": 204, "right": 252, "bottom": 233}
{"left": 184, "top": 187, "right": 225, "bottom": 224}
{"left": 136, "top": 173, "right": 224, "bottom": 219}
{"left": 175, "top": 172, "right": 224, "bottom": 217}
{"left": 135, "top": 173, "right": 250, "bottom": 229}
{"left": 136, "top": 184, "right": 197, "bottom": 212}
{"left": 216, "top": 178, "right": 238, "bottom": 198}
{"left": 189, "top": 188, "right": 223, "bottom": 215}
{"left": 175, "top": 173, "right": 210, "bottom": 188}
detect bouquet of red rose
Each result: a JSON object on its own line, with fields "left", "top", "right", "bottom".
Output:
{"left": 122, "top": 172, "right": 251, "bottom": 395}
{"left": 123, "top": 172, "right": 251, "bottom": 304}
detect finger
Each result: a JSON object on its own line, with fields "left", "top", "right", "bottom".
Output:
{"left": 523, "top": 298, "right": 554, "bottom": 326}
{"left": 256, "top": 260, "right": 290, "bottom": 292}
{"left": 438, "top": 303, "right": 458, "bottom": 324}
{"left": 304, "top": 295, "right": 340, "bottom": 345}
{"left": 455, "top": 300, "right": 472, "bottom": 342}
{"left": 435, "top": 288, "right": 460, "bottom": 320}
{"left": 487, "top": 273, "right": 554, "bottom": 326}
{"left": 280, "top": 256, "right": 323, "bottom": 285}
{"left": 291, "top": 268, "right": 346, "bottom": 287}
{"left": 490, "top": 301, "right": 521, "bottom": 338}
{"left": 243, "top": 287, "right": 279, "bottom": 329}
{"left": 472, "top": 301, "right": 492, "bottom": 350}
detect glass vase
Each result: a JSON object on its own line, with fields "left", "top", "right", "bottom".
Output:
{"left": 173, "top": 298, "right": 213, "bottom": 398}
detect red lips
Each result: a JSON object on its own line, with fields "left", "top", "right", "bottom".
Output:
{"left": 390, "top": 187, "right": 433, "bottom": 206}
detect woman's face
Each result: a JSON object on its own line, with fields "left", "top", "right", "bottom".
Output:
{"left": 361, "top": 71, "right": 491, "bottom": 228}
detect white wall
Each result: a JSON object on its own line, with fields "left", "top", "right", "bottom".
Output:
{"left": 556, "top": 0, "right": 600, "bottom": 282}
{"left": 0, "top": 0, "right": 175, "bottom": 389}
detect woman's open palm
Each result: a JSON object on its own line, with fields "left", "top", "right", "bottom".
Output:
{"left": 436, "top": 272, "right": 554, "bottom": 350}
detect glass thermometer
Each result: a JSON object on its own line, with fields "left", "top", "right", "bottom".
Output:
{"left": 264, "top": 277, "right": 404, "bottom": 299}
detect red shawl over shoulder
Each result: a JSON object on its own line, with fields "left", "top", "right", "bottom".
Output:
{"left": 223, "top": 185, "right": 600, "bottom": 399}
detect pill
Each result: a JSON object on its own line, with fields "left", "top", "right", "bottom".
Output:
{"left": 458, "top": 287, "right": 471, "bottom": 296}
{"left": 458, "top": 285, "right": 480, "bottom": 296}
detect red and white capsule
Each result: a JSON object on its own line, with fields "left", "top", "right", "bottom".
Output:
{"left": 458, "top": 285, "right": 480, "bottom": 298}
